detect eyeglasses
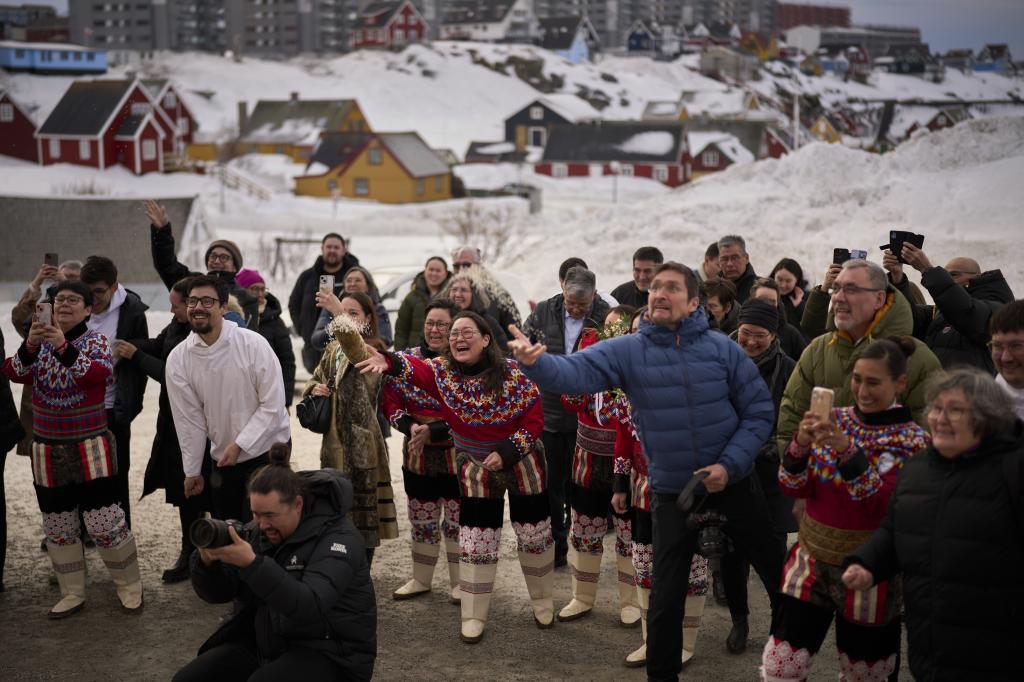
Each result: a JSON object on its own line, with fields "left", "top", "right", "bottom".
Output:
{"left": 249, "top": 286, "right": 268, "bottom": 294}
{"left": 452, "top": 261, "right": 475, "bottom": 271}
{"left": 738, "top": 328, "right": 771, "bottom": 341}
{"left": 424, "top": 321, "right": 450, "bottom": 330}
{"left": 831, "top": 284, "right": 884, "bottom": 296}
{"left": 719, "top": 254, "right": 746, "bottom": 263}
{"left": 929, "top": 404, "right": 968, "bottom": 422}
{"left": 53, "top": 295, "right": 84, "bottom": 305}
{"left": 207, "top": 253, "right": 233, "bottom": 264}
{"left": 947, "top": 270, "right": 978, "bottom": 280}
{"left": 185, "top": 296, "right": 219, "bottom": 309}
{"left": 989, "top": 341, "right": 1024, "bottom": 355}
{"left": 448, "top": 329, "right": 481, "bottom": 340}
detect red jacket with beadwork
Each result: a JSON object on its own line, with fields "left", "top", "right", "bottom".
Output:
{"left": 3, "top": 323, "right": 112, "bottom": 441}
{"left": 560, "top": 390, "right": 620, "bottom": 430}
{"left": 387, "top": 352, "right": 542, "bottom": 467}
{"left": 779, "top": 405, "right": 929, "bottom": 531}
{"left": 382, "top": 346, "right": 452, "bottom": 446}
{"left": 613, "top": 398, "right": 647, "bottom": 483}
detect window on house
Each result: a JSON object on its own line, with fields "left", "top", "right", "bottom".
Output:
{"left": 49, "top": 138, "right": 60, "bottom": 158}
{"left": 416, "top": 178, "right": 425, "bottom": 195}
{"left": 395, "top": 28, "right": 404, "bottom": 42}
{"left": 529, "top": 105, "right": 544, "bottom": 120}
{"left": 87, "top": 53, "right": 95, "bottom": 61}
{"left": 619, "top": 164, "right": 634, "bottom": 176}
{"left": 653, "top": 165, "right": 668, "bottom": 182}
{"left": 142, "top": 139, "right": 157, "bottom": 160}
{"left": 368, "top": 148, "right": 381, "bottom": 165}
{"left": 165, "top": 92, "right": 177, "bottom": 107}
{"left": 131, "top": 102, "right": 150, "bottom": 116}
{"left": 435, "top": 175, "right": 443, "bottom": 193}
{"left": 552, "top": 163, "right": 567, "bottom": 178}
{"left": 355, "top": 178, "right": 369, "bottom": 196}
{"left": 79, "top": 140, "right": 91, "bottom": 160}
{"left": 74, "top": 52, "right": 83, "bottom": 61}
{"left": 528, "top": 127, "right": 546, "bottom": 147}
{"left": 177, "top": 118, "right": 189, "bottom": 135}
{"left": 702, "top": 150, "right": 720, "bottom": 167}
{"left": 0, "top": 104, "right": 12, "bottom": 122}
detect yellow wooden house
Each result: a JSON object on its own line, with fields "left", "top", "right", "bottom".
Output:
{"left": 236, "top": 95, "right": 370, "bottom": 163}
{"left": 810, "top": 115, "right": 841, "bottom": 143}
{"left": 295, "top": 131, "right": 451, "bottom": 204}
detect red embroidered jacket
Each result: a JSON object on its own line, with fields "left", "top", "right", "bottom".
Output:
{"left": 382, "top": 346, "right": 452, "bottom": 445}
{"left": 3, "top": 322, "right": 112, "bottom": 441}
{"left": 560, "top": 390, "right": 620, "bottom": 430}
{"left": 387, "top": 352, "right": 542, "bottom": 467}
{"left": 780, "top": 405, "right": 928, "bottom": 531}
{"left": 613, "top": 399, "right": 647, "bottom": 484}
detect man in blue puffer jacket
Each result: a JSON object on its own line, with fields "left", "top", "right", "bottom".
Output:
{"left": 509, "top": 262, "right": 783, "bottom": 681}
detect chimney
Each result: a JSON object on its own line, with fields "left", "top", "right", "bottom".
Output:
{"left": 290, "top": 91, "right": 299, "bottom": 103}
{"left": 238, "top": 101, "right": 248, "bottom": 133}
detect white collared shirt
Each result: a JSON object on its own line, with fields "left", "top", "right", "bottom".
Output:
{"left": 166, "top": 320, "right": 291, "bottom": 476}
{"left": 564, "top": 309, "right": 585, "bottom": 354}
{"left": 996, "top": 374, "right": 1024, "bottom": 421}
{"left": 86, "top": 283, "right": 127, "bottom": 408}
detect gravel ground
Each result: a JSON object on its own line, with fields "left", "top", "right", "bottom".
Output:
{"left": 0, "top": 380, "right": 908, "bottom": 681}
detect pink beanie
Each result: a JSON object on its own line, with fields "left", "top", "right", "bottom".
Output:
{"left": 235, "top": 268, "right": 265, "bottom": 289}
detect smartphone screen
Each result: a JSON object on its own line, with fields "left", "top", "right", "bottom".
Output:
{"left": 319, "top": 274, "right": 335, "bottom": 293}
{"left": 809, "top": 387, "right": 835, "bottom": 421}
{"left": 832, "top": 248, "right": 850, "bottom": 265}
{"left": 35, "top": 302, "right": 52, "bottom": 326}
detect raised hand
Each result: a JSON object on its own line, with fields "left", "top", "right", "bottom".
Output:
{"left": 31, "top": 264, "right": 59, "bottom": 288}
{"left": 881, "top": 250, "right": 904, "bottom": 283}
{"left": 506, "top": 324, "right": 547, "bottom": 367}
{"left": 822, "top": 263, "right": 842, "bottom": 292}
{"left": 900, "top": 243, "right": 932, "bottom": 273}
{"left": 356, "top": 346, "right": 389, "bottom": 374}
{"left": 143, "top": 199, "right": 170, "bottom": 228}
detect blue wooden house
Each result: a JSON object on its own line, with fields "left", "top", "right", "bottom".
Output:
{"left": 626, "top": 20, "right": 658, "bottom": 53}
{"left": 537, "top": 16, "right": 600, "bottom": 64}
{"left": 975, "top": 44, "right": 1013, "bottom": 75}
{"left": 0, "top": 40, "right": 106, "bottom": 75}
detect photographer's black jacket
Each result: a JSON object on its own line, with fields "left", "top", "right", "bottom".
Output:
{"left": 189, "top": 470, "right": 376, "bottom": 680}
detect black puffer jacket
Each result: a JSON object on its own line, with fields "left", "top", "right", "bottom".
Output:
{"left": 190, "top": 470, "right": 376, "bottom": 680}
{"left": 150, "top": 224, "right": 259, "bottom": 328}
{"left": 254, "top": 293, "right": 296, "bottom": 406}
{"left": 523, "top": 294, "right": 610, "bottom": 433}
{"left": 288, "top": 255, "right": 360, "bottom": 344}
{"left": 895, "top": 268, "right": 1014, "bottom": 374}
{"left": 730, "top": 263, "right": 758, "bottom": 304}
{"left": 110, "top": 288, "right": 149, "bottom": 428}
{"left": 847, "top": 422, "right": 1024, "bottom": 682}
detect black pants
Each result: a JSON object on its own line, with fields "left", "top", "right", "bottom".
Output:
{"left": 541, "top": 430, "right": 574, "bottom": 554}
{"left": 107, "top": 410, "right": 132, "bottom": 529}
{"left": 647, "top": 475, "right": 786, "bottom": 681}
{"left": 0, "top": 449, "right": 6, "bottom": 588}
{"left": 173, "top": 642, "right": 342, "bottom": 682}
{"left": 209, "top": 454, "right": 269, "bottom": 523}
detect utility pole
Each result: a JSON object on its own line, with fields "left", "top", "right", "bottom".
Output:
{"left": 792, "top": 94, "right": 800, "bottom": 150}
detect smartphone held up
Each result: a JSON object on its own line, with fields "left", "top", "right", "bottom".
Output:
{"left": 319, "top": 274, "right": 335, "bottom": 293}
{"left": 809, "top": 386, "right": 835, "bottom": 422}
{"left": 35, "top": 302, "right": 52, "bottom": 327}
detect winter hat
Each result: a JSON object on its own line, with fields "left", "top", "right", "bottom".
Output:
{"left": 235, "top": 268, "right": 264, "bottom": 289}
{"left": 737, "top": 299, "right": 779, "bottom": 332}
{"left": 205, "top": 239, "right": 243, "bottom": 271}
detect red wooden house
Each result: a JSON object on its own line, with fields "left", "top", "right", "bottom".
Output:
{"left": 687, "top": 131, "right": 754, "bottom": 178}
{"left": 36, "top": 79, "right": 166, "bottom": 174}
{"left": 536, "top": 122, "right": 691, "bottom": 188}
{"left": 351, "top": 1, "right": 427, "bottom": 51}
{"left": 0, "top": 89, "right": 39, "bottom": 162}
{"left": 143, "top": 79, "right": 197, "bottom": 154}
{"left": 763, "top": 127, "right": 792, "bottom": 159}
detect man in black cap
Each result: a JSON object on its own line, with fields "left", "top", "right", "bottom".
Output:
{"left": 143, "top": 200, "right": 258, "bottom": 328}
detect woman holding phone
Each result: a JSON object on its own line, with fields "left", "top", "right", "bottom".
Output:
{"left": 3, "top": 281, "right": 144, "bottom": 618}
{"left": 760, "top": 337, "right": 928, "bottom": 681}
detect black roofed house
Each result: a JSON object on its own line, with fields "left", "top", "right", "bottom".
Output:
{"left": 351, "top": 1, "right": 428, "bottom": 51}
{"left": 236, "top": 94, "right": 370, "bottom": 163}
{"left": 35, "top": 78, "right": 166, "bottom": 174}
{"left": 504, "top": 94, "right": 600, "bottom": 151}
{"left": 440, "top": 0, "right": 535, "bottom": 43}
{"left": 294, "top": 131, "right": 452, "bottom": 203}
{"left": 535, "top": 121, "right": 691, "bottom": 187}
{"left": 537, "top": 16, "right": 599, "bottom": 64}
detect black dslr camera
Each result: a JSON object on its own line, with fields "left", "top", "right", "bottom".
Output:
{"left": 676, "top": 471, "right": 729, "bottom": 571}
{"left": 189, "top": 518, "right": 246, "bottom": 549}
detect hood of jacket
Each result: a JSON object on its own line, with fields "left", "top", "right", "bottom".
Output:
{"left": 260, "top": 293, "right": 284, "bottom": 323}
{"left": 967, "top": 269, "right": 1014, "bottom": 304}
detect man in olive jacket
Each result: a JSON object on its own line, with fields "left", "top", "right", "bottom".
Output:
{"left": 175, "top": 467, "right": 376, "bottom": 681}
{"left": 777, "top": 259, "right": 941, "bottom": 457}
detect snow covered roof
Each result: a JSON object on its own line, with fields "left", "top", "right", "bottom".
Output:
{"left": 442, "top": 0, "right": 518, "bottom": 26}
{"left": 241, "top": 98, "right": 359, "bottom": 145}
{"left": 37, "top": 79, "right": 136, "bottom": 137}
{"left": 0, "top": 40, "right": 96, "bottom": 52}
{"left": 687, "top": 131, "right": 754, "bottom": 164}
{"left": 357, "top": 1, "right": 408, "bottom": 29}
{"left": 538, "top": 94, "right": 601, "bottom": 123}
{"left": 642, "top": 100, "right": 684, "bottom": 120}
{"left": 888, "top": 104, "right": 971, "bottom": 140}
{"left": 378, "top": 132, "right": 450, "bottom": 177}
{"left": 542, "top": 122, "right": 685, "bottom": 163}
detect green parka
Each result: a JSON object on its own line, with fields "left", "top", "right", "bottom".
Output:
{"left": 777, "top": 286, "right": 942, "bottom": 458}
{"left": 393, "top": 272, "right": 448, "bottom": 351}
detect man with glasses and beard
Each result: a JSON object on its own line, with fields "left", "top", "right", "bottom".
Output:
{"left": 289, "top": 233, "right": 361, "bottom": 372}
{"left": 166, "top": 276, "right": 290, "bottom": 522}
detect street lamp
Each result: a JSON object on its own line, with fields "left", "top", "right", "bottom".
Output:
{"left": 609, "top": 161, "right": 621, "bottom": 204}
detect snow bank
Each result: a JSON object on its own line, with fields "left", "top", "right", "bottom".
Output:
{"left": 616, "top": 131, "right": 676, "bottom": 155}
{"left": 503, "top": 117, "right": 1024, "bottom": 301}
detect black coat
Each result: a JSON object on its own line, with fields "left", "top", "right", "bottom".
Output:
{"left": 150, "top": 224, "right": 259, "bottom": 329}
{"left": 523, "top": 294, "right": 611, "bottom": 433}
{"left": 780, "top": 291, "right": 808, "bottom": 329}
{"left": 254, "top": 294, "right": 296, "bottom": 406}
{"left": 610, "top": 280, "right": 647, "bottom": 308}
{"left": 131, "top": 318, "right": 202, "bottom": 506}
{"left": 110, "top": 289, "right": 149, "bottom": 428}
{"left": 730, "top": 263, "right": 758, "bottom": 304}
{"left": 753, "top": 344, "right": 798, "bottom": 533}
{"left": 288, "top": 255, "right": 360, "bottom": 344}
{"left": 0, "top": 327, "right": 25, "bottom": 453}
{"left": 190, "top": 470, "right": 376, "bottom": 681}
{"left": 847, "top": 423, "right": 1024, "bottom": 681}
{"left": 896, "top": 268, "right": 1014, "bottom": 374}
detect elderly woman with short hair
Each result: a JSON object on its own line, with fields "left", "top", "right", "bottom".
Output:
{"left": 843, "top": 367, "right": 1024, "bottom": 681}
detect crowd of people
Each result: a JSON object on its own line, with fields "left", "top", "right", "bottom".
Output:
{"left": 1, "top": 207, "right": 1023, "bottom": 682}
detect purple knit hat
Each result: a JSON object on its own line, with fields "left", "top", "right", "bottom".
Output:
{"left": 235, "top": 268, "right": 265, "bottom": 289}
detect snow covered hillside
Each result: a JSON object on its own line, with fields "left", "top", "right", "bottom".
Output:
{"left": 504, "top": 117, "right": 1024, "bottom": 300}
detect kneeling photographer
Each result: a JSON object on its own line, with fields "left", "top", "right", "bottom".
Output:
{"left": 174, "top": 444, "right": 376, "bottom": 682}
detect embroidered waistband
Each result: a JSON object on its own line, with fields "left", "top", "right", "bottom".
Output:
{"left": 798, "top": 514, "right": 875, "bottom": 566}
{"left": 576, "top": 421, "right": 617, "bottom": 456}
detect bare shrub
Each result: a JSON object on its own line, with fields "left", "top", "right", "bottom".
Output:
{"left": 51, "top": 180, "right": 112, "bottom": 196}
{"left": 438, "top": 201, "right": 522, "bottom": 263}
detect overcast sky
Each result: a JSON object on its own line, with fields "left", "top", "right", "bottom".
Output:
{"left": 31, "top": 0, "right": 1024, "bottom": 56}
